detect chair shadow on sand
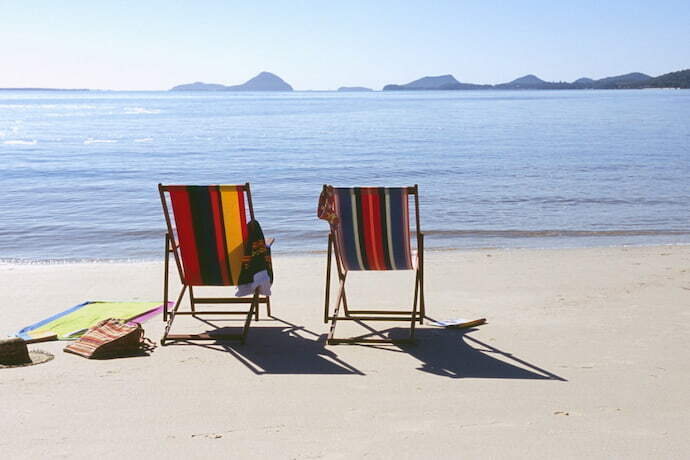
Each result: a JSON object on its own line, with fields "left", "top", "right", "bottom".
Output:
{"left": 166, "top": 315, "right": 565, "bottom": 381}
{"left": 374, "top": 325, "right": 566, "bottom": 381}
{"left": 168, "top": 316, "right": 364, "bottom": 375}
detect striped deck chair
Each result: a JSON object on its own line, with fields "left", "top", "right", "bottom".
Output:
{"left": 321, "top": 185, "right": 424, "bottom": 344}
{"left": 158, "top": 183, "right": 272, "bottom": 345}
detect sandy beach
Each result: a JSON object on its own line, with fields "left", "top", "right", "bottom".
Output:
{"left": 2, "top": 245, "right": 689, "bottom": 459}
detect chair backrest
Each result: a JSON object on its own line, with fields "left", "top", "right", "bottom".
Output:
{"left": 159, "top": 184, "right": 255, "bottom": 286}
{"left": 330, "top": 186, "right": 417, "bottom": 271}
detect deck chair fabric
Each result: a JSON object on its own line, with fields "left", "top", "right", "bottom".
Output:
{"left": 158, "top": 183, "right": 272, "bottom": 345}
{"left": 167, "top": 185, "right": 248, "bottom": 286}
{"left": 319, "top": 185, "right": 424, "bottom": 345}
{"left": 331, "top": 187, "right": 414, "bottom": 271}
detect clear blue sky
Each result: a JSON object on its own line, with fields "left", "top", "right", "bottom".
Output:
{"left": 2, "top": 0, "right": 688, "bottom": 90}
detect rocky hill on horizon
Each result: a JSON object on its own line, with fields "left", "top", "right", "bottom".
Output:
{"left": 383, "top": 74, "right": 490, "bottom": 90}
{"left": 383, "top": 68, "right": 689, "bottom": 90}
{"left": 171, "top": 72, "right": 293, "bottom": 91}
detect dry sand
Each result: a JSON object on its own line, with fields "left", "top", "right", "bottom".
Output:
{"left": 1, "top": 245, "right": 689, "bottom": 459}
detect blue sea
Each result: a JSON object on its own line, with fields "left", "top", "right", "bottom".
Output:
{"left": 1, "top": 89, "right": 689, "bottom": 262}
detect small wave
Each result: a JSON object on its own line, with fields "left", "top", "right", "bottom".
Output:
{"left": 3, "top": 140, "right": 37, "bottom": 145}
{"left": 124, "top": 107, "right": 161, "bottom": 114}
{"left": 0, "top": 104, "right": 101, "bottom": 110}
{"left": 134, "top": 138, "right": 153, "bottom": 143}
{"left": 0, "top": 257, "right": 160, "bottom": 266}
{"left": 424, "top": 229, "right": 690, "bottom": 238}
{"left": 474, "top": 196, "right": 679, "bottom": 206}
{"left": 84, "top": 139, "right": 117, "bottom": 144}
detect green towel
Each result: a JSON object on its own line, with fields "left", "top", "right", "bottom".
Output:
{"left": 17, "top": 301, "right": 161, "bottom": 340}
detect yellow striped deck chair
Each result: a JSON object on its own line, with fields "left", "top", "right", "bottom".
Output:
{"left": 158, "top": 183, "right": 273, "bottom": 345}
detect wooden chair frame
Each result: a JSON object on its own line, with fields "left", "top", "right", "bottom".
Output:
{"left": 323, "top": 185, "right": 424, "bottom": 345}
{"left": 158, "top": 183, "right": 271, "bottom": 345}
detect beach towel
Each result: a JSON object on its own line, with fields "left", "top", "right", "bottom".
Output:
{"left": 16, "top": 301, "right": 169, "bottom": 341}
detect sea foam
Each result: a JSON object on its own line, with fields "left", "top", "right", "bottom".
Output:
{"left": 84, "top": 139, "right": 117, "bottom": 144}
{"left": 124, "top": 107, "right": 161, "bottom": 114}
{"left": 3, "top": 140, "right": 37, "bottom": 145}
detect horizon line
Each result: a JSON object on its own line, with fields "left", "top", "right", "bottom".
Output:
{"left": 1, "top": 66, "right": 688, "bottom": 92}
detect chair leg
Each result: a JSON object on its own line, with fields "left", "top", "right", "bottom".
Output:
{"left": 419, "top": 276, "right": 425, "bottom": 323}
{"left": 163, "top": 234, "right": 170, "bottom": 322}
{"left": 189, "top": 285, "right": 196, "bottom": 316}
{"left": 266, "top": 296, "right": 271, "bottom": 317}
{"left": 327, "top": 277, "right": 346, "bottom": 343}
{"left": 341, "top": 279, "right": 350, "bottom": 316}
{"left": 337, "top": 268, "right": 349, "bottom": 316}
{"left": 240, "top": 289, "right": 259, "bottom": 344}
{"left": 414, "top": 271, "right": 423, "bottom": 324}
{"left": 324, "top": 233, "right": 333, "bottom": 323}
{"left": 161, "top": 284, "right": 188, "bottom": 345}
{"left": 418, "top": 232, "right": 425, "bottom": 324}
{"left": 413, "top": 270, "right": 419, "bottom": 316}
{"left": 410, "top": 279, "right": 419, "bottom": 340}
{"left": 330, "top": 233, "right": 351, "bottom": 317}
{"left": 418, "top": 270, "right": 425, "bottom": 324}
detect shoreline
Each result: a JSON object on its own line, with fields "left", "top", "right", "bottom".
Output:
{"left": 2, "top": 241, "right": 689, "bottom": 266}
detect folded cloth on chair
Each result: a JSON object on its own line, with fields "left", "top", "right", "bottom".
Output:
{"left": 236, "top": 219, "right": 273, "bottom": 297}
{"left": 317, "top": 184, "right": 339, "bottom": 227}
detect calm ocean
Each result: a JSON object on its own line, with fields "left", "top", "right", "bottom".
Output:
{"left": 1, "top": 89, "right": 689, "bottom": 262}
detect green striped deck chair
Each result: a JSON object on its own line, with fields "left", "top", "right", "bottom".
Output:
{"left": 320, "top": 184, "right": 424, "bottom": 345}
{"left": 158, "top": 183, "right": 273, "bottom": 345}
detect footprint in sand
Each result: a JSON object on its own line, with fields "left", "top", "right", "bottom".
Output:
{"left": 191, "top": 433, "right": 223, "bottom": 439}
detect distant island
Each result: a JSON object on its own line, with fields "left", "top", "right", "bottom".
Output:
{"left": 383, "top": 75, "right": 490, "bottom": 91}
{"left": 171, "top": 71, "right": 293, "bottom": 91}
{"left": 383, "top": 68, "right": 690, "bottom": 90}
{"left": 337, "top": 86, "right": 373, "bottom": 92}
{"left": 2, "top": 68, "right": 687, "bottom": 92}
